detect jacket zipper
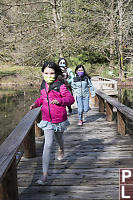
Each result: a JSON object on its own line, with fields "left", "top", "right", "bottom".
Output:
{"left": 81, "top": 79, "right": 82, "bottom": 97}
{"left": 44, "top": 86, "right": 52, "bottom": 122}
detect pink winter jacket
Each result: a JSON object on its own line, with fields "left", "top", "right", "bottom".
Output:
{"left": 34, "top": 80, "right": 75, "bottom": 123}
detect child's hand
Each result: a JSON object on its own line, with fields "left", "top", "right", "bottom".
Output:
{"left": 30, "top": 103, "right": 36, "bottom": 110}
{"left": 51, "top": 99, "right": 59, "bottom": 105}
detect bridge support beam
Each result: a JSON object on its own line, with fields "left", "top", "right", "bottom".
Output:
{"left": 94, "top": 95, "right": 99, "bottom": 107}
{"left": 99, "top": 97, "right": 104, "bottom": 112}
{"left": 35, "top": 112, "right": 42, "bottom": 137}
{"left": 0, "top": 159, "right": 18, "bottom": 200}
{"left": 106, "top": 102, "right": 113, "bottom": 121}
{"left": 117, "top": 110, "right": 126, "bottom": 135}
{"left": 23, "top": 125, "right": 36, "bottom": 158}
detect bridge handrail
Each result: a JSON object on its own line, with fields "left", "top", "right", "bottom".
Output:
{"left": 92, "top": 76, "right": 117, "bottom": 82}
{"left": 95, "top": 89, "right": 133, "bottom": 135}
{"left": 0, "top": 107, "right": 41, "bottom": 200}
{"left": 92, "top": 76, "right": 118, "bottom": 91}
{"left": 95, "top": 80, "right": 117, "bottom": 84}
{"left": 98, "top": 76, "right": 117, "bottom": 82}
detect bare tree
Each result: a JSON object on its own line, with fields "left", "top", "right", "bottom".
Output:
{"left": 51, "top": 0, "right": 63, "bottom": 57}
{"left": 118, "top": 0, "right": 124, "bottom": 80}
{"left": 109, "top": 0, "right": 115, "bottom": 72}
{"left": 0, "top": 0, "right": 132, "bottom": 72}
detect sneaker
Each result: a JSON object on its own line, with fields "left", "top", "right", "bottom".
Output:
{"left": 37, "top": 175, "right": 47, "bottom": 185}
{"left": 57, "top": 149, "right": 64, "bottom": 160}
{"left": 78, "top": 120, "right": 83, "bottom": 126}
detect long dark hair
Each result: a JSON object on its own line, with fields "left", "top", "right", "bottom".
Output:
{"left": 75, "top": 64, "right": 91, "bottom": 80}
{"left": 42, "top": 61, "right": 62, "bottom": 80}
{"left": 57, "top": 75, "right": 73, "bottom": 94}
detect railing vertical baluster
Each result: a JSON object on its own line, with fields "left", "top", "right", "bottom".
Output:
{"left": 106, "top": 102, "right": 113, "bottom": 121}
{"left": 35, "top": 112, "right": 42, "bottom": 137}
{"left": 0, "top": 184, "right": 7, "bottom": 200}
{"left": 23, "top": 125, "right": 36, "bottom": 158}
{"left": 0, "top": 158, "right": 18, "bottom": 200}
{"left": 99, "top": 97, "right": 104, "bottom": 112}
{"left": 100, "top": 84, "right": 103, "bottom": 90}
{"left": 94, "top": 94, "right": 99, "bottom": 107}
{"left": 117, "top": 110, "right": 126, "bottom": 135}
{"left": 114, "top": 82, "right": 117, "bottom": 92}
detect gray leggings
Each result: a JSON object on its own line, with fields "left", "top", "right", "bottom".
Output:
{"left": 42, "top": 129, "right": 64, "bottom": 173}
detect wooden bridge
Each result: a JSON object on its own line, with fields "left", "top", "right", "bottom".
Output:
{"left": 92, "top": 76, "right": 118, "bottom": 96}
{"left": 0, "top": 89, "right": 133, "bottom": 200}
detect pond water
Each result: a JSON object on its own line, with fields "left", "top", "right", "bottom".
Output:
{"left": 0, "top": 87, "right": 40, "bottom": 145}
{"left": 0, "top": 87, "right": 133, "bottom": 145}
{"left": 118, "top": 87, "right": 133, "bottom": 109}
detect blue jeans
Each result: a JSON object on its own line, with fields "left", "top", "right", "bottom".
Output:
{"left": 76, "top": 95, "right": 90, "bottom": 120}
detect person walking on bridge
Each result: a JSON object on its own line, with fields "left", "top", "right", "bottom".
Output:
{"left": 30, "top": 61, "right": 74, "bottom": 185}
{"left": 72, "top": 64, "right": 95, "bottom": 126}
{"left": 58, "top": 58, "right": 74, "bottom": 114}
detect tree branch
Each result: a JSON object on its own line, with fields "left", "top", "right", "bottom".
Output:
{"left": 0, "top": 1, "right": 52, "bottom": 7}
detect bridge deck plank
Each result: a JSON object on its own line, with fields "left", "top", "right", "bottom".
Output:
{"left": 18, "top": 107, "right": 133, "bottom": 200}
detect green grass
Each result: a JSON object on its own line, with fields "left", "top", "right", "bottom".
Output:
{"left": 0, "top": 66, "right": 18, "bottom": 77}
{"left": 0, "top": 65, "right": 41, "bottom": 78}
{"left": 0, "top": 64, "right": 42, "bottom": 88}
{"left": 0, "top": 62, "right": 132, "bottom": 84}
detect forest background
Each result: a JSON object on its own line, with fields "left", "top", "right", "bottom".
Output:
{"left": 0, "top": 0, "right": 133, "bottom": 86}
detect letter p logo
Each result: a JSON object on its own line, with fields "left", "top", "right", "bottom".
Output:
{"left": 120, "top": 169, "right": 133, "bottom": 200}
{"left": 122, "top": 170, "right": 131, "bottom": 183}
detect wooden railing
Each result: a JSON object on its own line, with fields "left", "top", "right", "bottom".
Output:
{"left": 92, "top": 76, "right": 117, "bottom": 92}
{"left": 0, "top": 107, "right": 41, "bottom": 200}
{"left": 94, "top": 89, "right": 133, "bottom": 135}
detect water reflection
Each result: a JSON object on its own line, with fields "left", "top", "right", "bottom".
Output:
{"left": 118, "top": 87, "right": 133, "bottom": 109}
{"left": 0, "top": 87, "right": 40, "bottom": 145}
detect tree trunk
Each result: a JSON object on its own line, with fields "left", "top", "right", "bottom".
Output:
{"left": 118, "top": 0, "right": 124, "bottom": 80}
{"left": 109, "top": 0, "right": 115, "bottom": 73}
{"left": 51, "top": 0, "right": 63, "bottom": 57}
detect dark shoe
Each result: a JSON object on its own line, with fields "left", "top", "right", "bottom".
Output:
{"left": 37, "top": 175, "right": 47, "bottom": 185}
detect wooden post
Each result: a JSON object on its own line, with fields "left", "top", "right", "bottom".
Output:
{"left": 0, "top": 184, "right": 8, "bottom": 200}
{"left": 23, "top": 125, "right": 36, "bottom": 158}
{"left": 94, "top": 94, "right": 99, "bottom": 107}
{"left": 35, "top": 112, "right": 42, "bottom": 137}
{"left": 114, "top": 82, "right": 117, "bottom": 92}
{"left": 99, "top": 97, "right": 104, "bottom": 112}
{"left": 117, "top": 110, "right": 126, "bottom": 135}
{"left": 106, "top": 102, "right": 113, "bottom": 121}
{"left": 100, "top": 85, "right": 103, "bottom": 90}
{"left": 0, "top": 158, "right": 19, "bottom": 200}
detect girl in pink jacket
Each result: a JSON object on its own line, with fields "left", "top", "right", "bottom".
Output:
{"left": 30, "top": 61, "right": 74, "bottom": 185}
